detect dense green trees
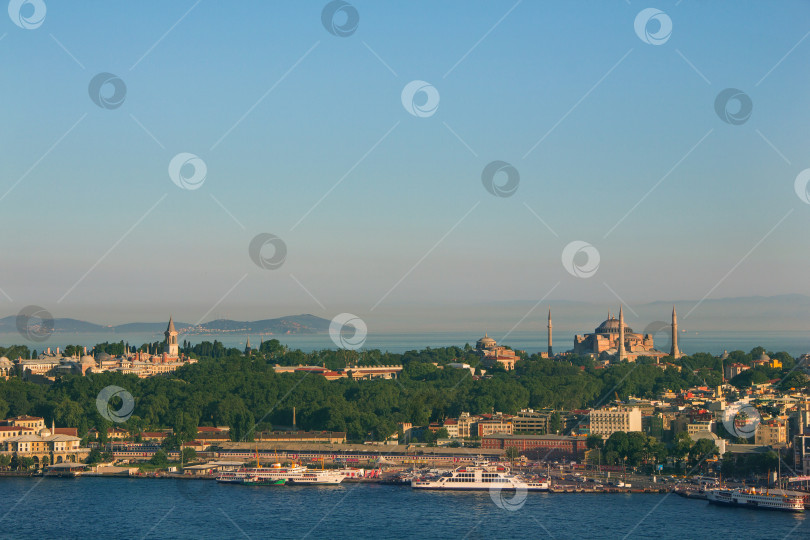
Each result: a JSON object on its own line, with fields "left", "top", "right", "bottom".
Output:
{"left": 0, "top": 344, "right": 799, "bottom": 446}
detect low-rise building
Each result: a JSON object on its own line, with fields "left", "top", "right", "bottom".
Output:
{"left": 3, "top": 415, "right": 46, "bottom": 430}
{"left": 755, "top": 420, "right": 787, "bottom": 446}
{"left": 482, "top": 434, "right": 587, "bottom": 460}
{"left": 0, "top": 424, "right": 87, "bottom": 465}
{"left": 477, "top": 417, "right": 513, "bottom": 437}
{"left": 442, "top": 419, "right": 459, "bottom": 438}
{"left": 456, "top": 412, "right": 481, "bottom": 438}
{"left": 0, "top": 426, "right": 34, "bottom": 442}
{"left": 512, "top": 409, "right": 551, "bottom": 435}
{"left": 724, "top": 363, "right": 750, "bottom": 381}
{"left": 589, "top": 407, "right": 642, "bottom": 438}
{"left": 687, "top": 421, "right": 714, "bottom": 436}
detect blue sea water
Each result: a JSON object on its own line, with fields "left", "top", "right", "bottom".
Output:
{"left": 3, "top": 330, "right": 809, "bottom": 357}
{"left": 0, "top": 478, "right": 806, "bottom": 539}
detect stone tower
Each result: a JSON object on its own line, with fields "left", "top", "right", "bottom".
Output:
{"left": 547, "top": 308, "right": 553, "bottom": 357}
{"left": 670, "top": 306, "right": 681, "bottom": 359}
{"left": 617, "top": 306, "right": 627, "bottom": 361}
{"left": 164, "top": 317, "right": 179, "bottom": 356}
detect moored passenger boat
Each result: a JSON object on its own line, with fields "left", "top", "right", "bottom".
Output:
{"left": 707, "top": 487, "right": 805, "bottom": 512}
{"left": 411, "top": 461, "right": 536, "bottom": 491}
{"left": 216, "top": 462, "right": 308, "bottom": 484}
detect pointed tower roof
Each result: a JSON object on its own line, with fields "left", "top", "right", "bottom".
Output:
{"left": 166, "top": 317, "right": 176, "bottom": 333}
{"left": 246, "top": 336, "right": 251, "bottom": 348}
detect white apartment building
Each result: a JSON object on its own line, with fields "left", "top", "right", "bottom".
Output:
{"left": 589, "top": 407, "right": 642, "bottom": 438}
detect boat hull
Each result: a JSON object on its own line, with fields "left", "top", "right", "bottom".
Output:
{"left": 707, "top": 490, "right": 805, "bottom": 513}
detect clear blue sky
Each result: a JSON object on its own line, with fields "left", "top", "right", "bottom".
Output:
{"left": 2, "top": 1, "right": 809, "bottom": 330}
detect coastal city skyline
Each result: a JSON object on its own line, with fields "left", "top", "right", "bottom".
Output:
{"left": 3, "top": 2, "right": 810, "bottom": 538}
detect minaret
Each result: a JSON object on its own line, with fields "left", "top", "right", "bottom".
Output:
{"left": 618, "top": 306, "right": 627, "bottom": 361}
{"left": 164, "top": 316, "right": 179, "bottom": 357}
{"left": 547, "top": 308, "right": 553, "bottom": 357}
{"left": 670, "top": 306, "right": 681, "bottom": 359}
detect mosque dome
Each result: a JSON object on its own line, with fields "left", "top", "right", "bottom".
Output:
{"left": 720, "top": 350, "right": 730, "bottom": 360}
{"left": 476, "top": 334, "right": 497, "bottom": 349}
{"left": 0, "top": 356, "right": 11, "bottom": 365}
{"left": 81, "top": 355, "right": 95, "bottom": 364}
{"left": 595, "top": 317, "right": 633, "bottom": 335}
{"left": 758, "top": 352, "right": 771, "bottom": 362}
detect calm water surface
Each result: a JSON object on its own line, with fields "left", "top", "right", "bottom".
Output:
{"left": 0, "top": 477, "right": 806, "bottom": 539}
{"left": 5, "top": 330, "right": 809, "bottom": 357}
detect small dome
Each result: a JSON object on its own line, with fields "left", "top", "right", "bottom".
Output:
{"left": 758, "top": 352, "right": 770, "bottom": 362}
{"left": 81, "top": 355, "right": 95, "bottom": 364}
{"left": 595, "top": 317, "right": 633, "bottom": 335}
{"left": 476, "top": 334, "right": 497, "bottom": 349}
{"left": 0, "top": 356, "right": 11, "bottom": 365}
{"left": 720, "top": 350, "right": 729, "bottom": 360}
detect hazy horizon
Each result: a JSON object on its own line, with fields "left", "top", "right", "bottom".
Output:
{"left": 3, "top": 2, "right": 810, "bottom": 338}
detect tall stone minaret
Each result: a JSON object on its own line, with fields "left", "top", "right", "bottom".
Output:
{"left": 670, "top": 306, "right": 681, "bottom": 359}
{"left": 164, "top": 316, "right": 179, "bottom": 356}
{"left": 618, "top": 306, "right": 627, "bottom": 361}
{"left": 547, "top": 308, "right": 553, "bottom": 357}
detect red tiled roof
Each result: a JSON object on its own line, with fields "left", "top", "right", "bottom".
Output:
{"left": 196, "top": 426, "right": 224, "bottom": 433}
{"left": 0, "top": 426, "right": 32, "bottom": 432}
{"left": 142, "top": 431, "right": 169, "bottom": 438}
{"left": 53, "top": 428, "right": 78, "bottom": 436}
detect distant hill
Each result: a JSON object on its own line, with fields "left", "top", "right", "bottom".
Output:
{"left": 0, "top": 316, "right": 109, "bottom": 334}
{"left": 189, "top": 315, "right": 331, "bottom": 335}
{"left": 0, "top": 314, "right": 331, "bottom": 335}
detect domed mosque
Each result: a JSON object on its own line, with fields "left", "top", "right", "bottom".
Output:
{"left": 573, "top": 306, "right": 681, "bottom": 361}
{"left": 475, "top": 333, "right": 519, "bottom": 370}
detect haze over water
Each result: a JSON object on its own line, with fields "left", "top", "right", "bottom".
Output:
{"left": 5, "top": 330, "right": 808, "bottom": 358}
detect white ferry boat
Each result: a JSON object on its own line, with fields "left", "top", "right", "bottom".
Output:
{"left": 288, "top": 470, "right": 345, "bottom": 485}
{"left": 216, "top": 463, "right": 309, "bottom": 484}
{"left": 411, "top": 461, "right": 545, "bottom": 491}
{"left": 707, "top": 487, "right": 805, "bottom": 512}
